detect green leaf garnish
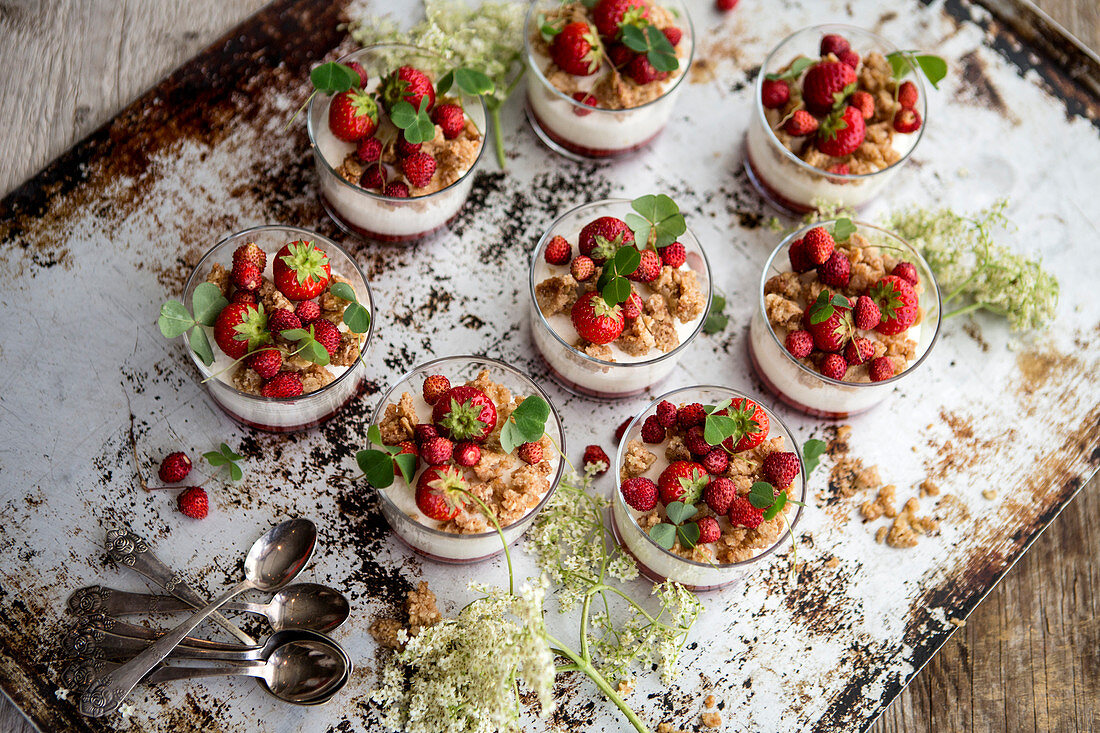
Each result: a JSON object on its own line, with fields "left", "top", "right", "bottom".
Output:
{"left": 357, "top": 426, "right": 417, "bottom": 488}
{"left": 664, "top": 500, "right": 696, "bottom": 525}
{"left": 748, "top": 481, "right": 776, "bottom": 509}
{"left": 762, "top": 491, "right": 788, "bottom": 521}
{"left": 329, "top": 281, "right": 371, "bottom": 335}
{"left": 188, "top": 327, "right": 215, "bottom": 366}
{"left": 595, "top": 245, "right": 642, "bottom": 307}
{"left": 454, "top": 68, "right": 494, "bottom": 96}
{"left": 158, "top": 301, "right": 194, "bottom": 339}
{"left": 191, "top": 283, "right": 228, "bottom": 326}
{"left": 832, "top": 218, "right": 857, "bottom": 243}
{"left": 621, "top": 24, "right": 677, "bottom": 73}
{"left": 765, "top": 57, "right": 812, "bottom": 81}
{"left": 649, "top": 522, "right": 676, "bottom": 549}
{"left": 676, "top": 522, "right": 701, "bottom": 549}
{"left": 203, "top": 442, "right": 244, "bottom": 482}
{"left": 435, "top": 70, "right": 455, "bottom": 97}
{"left": 391, "top": 98, "right": 436, "bottom": 144}
{"left": 807, "top": 290, "right": 849, "bottom": 325}
{"left": 703, "top": 293, "right": 727, "bottom": 335}
{"left": 281, "top": 325, "right": 331, "bottom": 367}
{"left": 159, "top": 283, "right": 228, "bottom": 366}
{"left": 803, "top": 439, "right": 827, "bottom": 477}
{"left": 626, "top": 194, "right": 686, "bottom": 250}
{"left": 500, "top": 395, "right": 551, "bottom": 454}
{"left": 311, "top": 62, "right": 360, "bottom": 94}
{"left": 886, "top": 51, "right": 948, "bottom": 90}
{"left": 393, "top": 453, "right": 417, "bottom": 484}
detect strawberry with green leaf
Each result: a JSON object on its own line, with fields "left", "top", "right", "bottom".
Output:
{"left": 499, "top": 395, "right": 551, "bottom": 454}
{"left": 801, "top": 61, "right": 857, "bottom": 114}
{"left": 273, "top": 240, "right": 331, "bottom": 301}
{"left": 579, "top": 216, "right": 634, "bottom": 264}
{"left": 552, "top": 21, "right": 603, "bottom": 76}
{"left": 657, "top": 461, "right": 709, "bottom": 506}
{"left": 416, "top": 465, "right": 469, "bottom": 521}
{"left": 328, "top": 88, "right": 379, "bottom": 142}
{"left": 804, "top": 289, "right": 854, "bottom": 352}
{"left": 213, "top": 303, "right": 269, "bottom": 360}
{"left": 432, "top": 385, "right": 498, "bottom": 442}
{"left": 816, "top": 105, "right": 865, "bottom": 157}
{"left": 380, "top": 66, "right": 436, "bottom": 115}
{"left": 703, "top": 398, "right": 770, "bottom": 453}
{"left": 870, "top": 275, "right": 919, "bottom": 335}
{"left": 571, "top": 290, "right": 625, "bottom": 344}
{"left": 592, "top": 0, "right": 650, "bottom": 39}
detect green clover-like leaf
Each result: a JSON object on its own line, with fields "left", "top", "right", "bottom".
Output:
{"left": 188, "top": 326, "right": 215, "bottom": 366}
{"left": 748, "top": 481, "right": 777, "bottom": 509}
{"left": 665, "top": 500, "right": 697, "bottom": 525}
{"left": 803, "top": 439, "right": 827, "bottom": 477}
{"left": 613, "top": 243, "right": 641, "bottom": 274}
{"left": 158, "top": 300, "right": 195, "bottom": 338}
{"left": 358, "top": 448, "right": 396, "bottom": 488}
{"left": 703, "top": 312, "right": 728, "bottom": 335}
{"left": 393, "top": 453, "right": 417, "bottom": 484}
{"left": 762, "top": 490, "right": 788, "bottom": 521}
{"left": 368, "top": 424, "right": 384, "bottom": 447}
{"left": 703, "top": 414, "right": 738, "bottom": 448}
{"left": 329, "top": 281, "right": 357, "bottom": 303}
{"left": 649, "top": 522, "right": 677, "bottom": 549}
{"left": 833, "top": 218, "right": 857, "bottom": 243}
{"left": 435, "top": 70, "right": 455, "bottom": 97}
{"left": 600, "top": 276, "right": 632, "bottom": 306}
{"left": 454, "top": 68, "right": 494, "bottom": 96}
{"left": 343, "top": 303, "right": 371, "bottom": 334}
{"left": 620, "top": 24, "right": 649, "bottom": 54}
{"left": 311, "top": 62, "right": 359, "bottom": 94}
{"left": 676, "top": 521, "right": 701, "bottom": 549}
{"left": 203, "top": 451, "right": 228, "bottom": 466}
{"left": 390, "top": 100, "right": 418, "bottom": 129}
{"left": 915, "top": 55, "right": 947, "bottom": 89}
{"left": 192, "top": 282, "right": 229, "bottom": 326}
{"left": 765, "top": 56, "right": 812, "bottom": 81}
{"left": 499, "top": 396, "right": 551, "bottom": 454}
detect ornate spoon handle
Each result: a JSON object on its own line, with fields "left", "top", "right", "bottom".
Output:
{"left": 68, "top": 586, "right": 264, "bottom": 617}
{"left": 61, "top": 658, "right": 264, "bottom": 693}
{"left": 60, "top": 624, "right": 261, "bottom": 661}
{"left": 72, "top": 614, "right": 251, "bottom": 650}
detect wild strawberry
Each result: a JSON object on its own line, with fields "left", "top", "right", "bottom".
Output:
{"left": 641, "top": 415, "right": 666, "bottom": 444}
{"left": 422, "top": 374, "right": 452, "bottom": 406}
{"left": 702, "top": 448, "right": 728, "bottom": 475}
{"left": 676, "top": 402, "right": 706, "bottom": 429}
{"left": 806, "top": 295, "right": 853, "bottom": 352}
{"left": 704, "top": 476, "right": 736, "bottom": 514}
{"left": 421, "top": 436, "right": 454, "bottom": 465}
{"left": 626, "top": 54, "right": 668, "bottom": 85}
{"left": 158, "top": 452, "right": 192, "bottom": 483}
{"left": 312, "top": 319, "right": 340, "bottom": 357}
{"left": 893, "top": 108, "right": 922, "bottom": 133}
{"left": 827, "top": 163, "right": 850, "bottom": 175}
{"left": 662, "top": 26, "right": 682, "bottom": 46}
{"left": 892, "top": 261, "right": 920, "bottom": 286}
{"left": 838, "top": 49, "right": 860, "bottom": 69}
{"left": 385, "top": 182, "right": 410, "bottom": 198}
{"left": 432, "top": 384, "right": 498, "bottom": 441}
{"left": 268, "top": 308, "right": 301, "bottom": 335}
{"left": 294, "top": 300, "right": 321, "bottom": 324}
{"left": 544, "top": 235, "right": 571, "bottom": 265}
{"left": 518, "top": 441, "right": 543, "bottom": 464}
{"left": 571, "top": 291, "right": 625, "bottom": 345}
{"left": 660, "top": 241, "right": 686, "bottom": 268}
{"left": 870, "top": 275, "right": 919, "bottom": 335}
{"left": 620, "top": 477, "right": 658, "bottom": 511}
{"left": 622, "top": 291, "right": 644, "bottom": 320}
{"left": 658, "top": 461, "right": 709, "bottom": 505}
{"left": 817, "top": 106, "right": 866, "bottom": 157}
{"left": 819, "top": 34, "right": 850, "bottom": 57}
{"left": 784, "top": 110, "right": 819, "bottom": 137}
{"left": 727, "top": 495, "right": 763, "bottom": 529}
{"left": 583, "top": 445, "right": 610, "bottom": 474}
{"left": 656, "top": 400, "right": 677, "bottom": 428}
{"left": 454, "top": 441, "right": 481, "bottom": 467}
{"left": 788, "top": 238, "right": 813, "bottom": 273}
{"left": 570, "top": 255, "right": 595, "bottom": 282}
{"left": 232, "top": 261, "right": 262, "bottom": 292}
{"left": 248, "top": 348, "right": 283, "bottom": 380}
{"left": 850, "top": 90, "right": 875, "bottom": 119}
{"left": 327, "top": 89, "right": 379, "bottom": 142}
{"left": 615, "top": 417, "right": 633, "bottom": 442}
{"left": 232, "top": 242, "right": 266, "bottom": 272}
{"left": 696, "top": 516, "right": 721, "bottom": 544}
{"left": 430, "top": 103, "right": 465, "bottom": 139}
{"left": 853, "top": 295, "right": 881, "bottom": 330}
{"left": 869, "top": 356, "right": 895, "bottom": 382}
{"left": 552, "top": 21, "right": 602, "bottom": 76}
{"left": 357, "top": 137, "right": 383, "bottom": 163}
{"left": 345, "top": 61, "right": 369, "bottom": 87}
{"left": 821, "top": 353, "right": 848, "bottom": 380}
{"left": 818, "top": 250, "right": 850, "bottom": 288}
{"left": 415, "top": 465, "right": 467, "bottom": 521}
{"left": 273, "top": 241, "right": 330, "bottom": 301}
{"left": 592, "top": 0, "right": 649, "bottom": 39}
{"left": 763, "top": 451, "right": 800, "bottom": 488}
{"left": 898, "top": 80, "right": 919, "bottom": 109}
{"left": 715, "top": 0, "right": 738, "bottom": 11}
{"left": 572, "top": 92, "right": 599, "bottom": 116}
{"left": 177, "top": 487, "right": 209, "bottom": 520}
{"left": 395, "top": 138, "right": 422, "bottom": 158}
{"left": 380, "top": 66, "right": 436, "bottom": 115}
{"left": 414, "top": 423, "right": 439, "bottom": 445}
{"left": 605, "top": 43, "right": 636, "bottom": 68}
{"left": 402, "top": 151, "right": 437, "bottom": 188}
{"left": 717, "top": 398, "right": 769, "bottom": 452}
{"left": 362, "top": 166, "right": 386, "bottom": 190}
{"left": 803, "top": 227, "right": 835, "bottom": 265}
{"left": 785, "top": 330, "right": 814, "bottom": 358}
{"left": 230, "top": 290, "right": 256, "bottom": 305}
{"left": 761, "top": 78, "right": 790, "bottom": 109}
{"left": 214, "top": 303, "right": 268, "bottom": 360}
{"left": 627, "top": 249, "right": 661, "bottom": 282}
{"left": 579, "top": 216, "right": 634, "bottom": 264}
{"left": 802, "top": 61, "right": 857, "bottom": 114}
{"left": 261, "top": 371, "right": 303, "bottom": 398}
{"left": 684, "top": 425, "right": 711, "bottom": 456}
{"left": 844, "top": 336, "right": 875, "bottom": 365}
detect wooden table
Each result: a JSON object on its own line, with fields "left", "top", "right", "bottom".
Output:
{"left": 0, "top": 1, "right": 1095, "bottom": 731}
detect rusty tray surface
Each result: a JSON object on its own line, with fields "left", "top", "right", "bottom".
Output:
{"left": 0, "top": 0, "right": 1097, "bottom": 731}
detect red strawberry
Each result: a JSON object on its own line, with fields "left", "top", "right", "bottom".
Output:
{"left": 641, "top": 415, "right": 665, "bottom": 444}
{"left": 660, "top": 241, "right": 686, "bottom": 268}
{"left": 572, "top": 92, "right": 599, "bottom": 116}
{"left": 696, "top": 516, "right": 721, "bottom": 544}
{"left": 615, "top": 417, "right": 632, "bottom": 442}
{"left": 345, "top": 61, "right": 369, "bottom": 87}
{"left": 583, "top": 445, "right": 610, "bottom": 474}
{"left": 761, "top": 78, "right": 790, "bottom": 109}
{"left": 869, "top": 356, "right": 895, "bottom": 382}
{"left": 232, "top": 242, "right": 266, "bottom": 271}
{"left": 591, "top": 0, "right": 650, "bottom": 39}
{"left": 385, "top": 182, "right": 410, "bottom": 198}
{"left": 248, "top": 348, "right": 283, "bottom": 380}
{"left": 718, "top": 398, "right": 769, "bottom": 452}
{"left": 312, "top": 319, "right": 340, "bottom": 357}
{"left": 579, "top": 216, "right": 634, "bottom": 264}
{"left": 431, "top": 103, "right": 465, "bottom": 140}
{"left": 684, "top": 425, "right": 711, "bottom": 456}
{"left": 785, "top": 330, "right": 813, "bottom": 358}
{"left": 454, "top": 441, "right": 481, "bottom": 467}
{"left": 819, "top": 34, "right": 850, "bottom": 57}
{"left": 702, "top": 448, "right": 728, "bottom": 475}
{"left": 571, "top": 291, "right": 625, "bottom": 345}
{"left": 818, "top": 250, "right": 850, "bottom": 288}
{"left": 230, "top": 291, "right": 257, "bottom": 305}
{"left": 415, "top": 465, "right": 467, "bottom": 521}
{"left": 544, "top": 235, "right": 571, "bottom": 265}
{"left": 727, "top": 495, "right": 763, "bottom": 529}
{"left": 552, "top": 21, "right": 602, "bottom": 76}
{"left": 763, "top": 451, "right": 800, "bottom": 488}
{"left": 605, "top": 43, "right": 636, "bottom": 68}
{"left": 704, "top": 476, "right": 736, "bottom": 514}
{"left": 891, "top": 261, "right": 920, "bottom": 286}
{"left": 893, "top": 108, "right": 922, "bottom": 133}
{"left": 261, "top": 371, "right": 303, "bottom": 398}
{"left": 788, "top": 238, "right": 813, "bottom": 273}
{"left": 622, "top": 291, "right": 644, "bottom": 320}
{"left": 715, "top": 0, "right": 738, "bottom": 10}
{"left": 214, "top": 303, "right": 268, "bottom": 360}
{"left": 870, "top": 275, "right": 919, "bottom": 335}
{"left": 295, "top": 300, "right": 321, "bottom": 324}
{"left": 838, "top": 49, "right": 860, "bottom": 69}
{"left": 362, "top": 166, "right": 386, "bottom": 190}
{"left": 158, "top": 452, "right": 192, "bottom": 483}
{"left": 817, "top": 106, "right": 866, "bottom": 157}
{"left": 805, "top": 293, "right": 853, "bottom": 352}
{"left": 273, "top": 241, "right": 330, "bottom": 301}
{"left": 656, "top": 400, "right": 677, "bottom": 428}
{"left": 898, "top": 80, "right": 919, "bottom": 109}
{"left": 518, "top": 441, "right": 543, "bottom": 464}
{"left": 853, "top": 295, "right": 881, "bottom": 330}
{"left": 432, "top": 384, "right": 498, "bottom": 441}
{"left": 269, "top": 308, "right": 301, "bottom": 334}
{"left": 570, "top": 255, "right": 595, "bottom": 282}
{"left": 661, "top": 26, "right": 682, "bottom": 47}
{"left": 658, "top": 461, "right": 709, "bottom": 505}
{"left": 803, "top": 227, "right": 835, "bottom": 265}
{"left": 626, "top": 55, "right": 668, "bottom": 85}
{"left": 232, "top": 261, "right": 262, "bottom": 292}
{"left": 627, "top": 248, "right": 661, "bottom": 282}
{"left": 422, "top": 374, "right": 452, "bottom": 406}
{"left": 395, "top": 138, "right": 422, "bottom": 158}
{"left": 676, "top": 403, "right": 706, "bottom": 429}
{"left": 827, "top": 163, "right": 850, "bottom": 175}
{"left": 802, "top": 61, "right": 857, "bottom": 114}
{"left": 177, "top": 487, "right": 209, "bottom": 519}
{"left": 421, "top": 436, "right": 454, "bottom": 465}
{"left": 620, "top": 477, "right": 658, "bottom": 511}
{"left": 357, "top": 137, "right": 383, "bottom": 163}
{"left": 821, "top": 353, "right": 848, "bottom": 380}
{"left": 784, "top": 110, "right": 819, "bottom": 137}
{"left": 850, "top": 90, "right": 875, "bottom": 120}
{"left": 844, "top": 336, "right": 875, "bottom": 365}
{"left": 401, "top": 151, "right": 437, "bottom": 188}
{"left": 380, "top": 66, "right": 436, "bottom": 114}
{"left": 327, "top": 89, "right": 379, "bottom": 142}
{"left": 414, "top": 423, "right": 439, "bottom": 445}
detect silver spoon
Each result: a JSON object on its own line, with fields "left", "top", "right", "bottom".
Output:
{"left": 68, "top": 583, "right": 350, "bottom": 633}
{"left": 67, "top": 628, "right": 335, "bottom": 664}
{"left": 79, "top": 519, "right": 317, "bottom": 717}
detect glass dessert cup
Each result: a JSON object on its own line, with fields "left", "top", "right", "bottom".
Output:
{"left": 748, "top": 220, "right": 941, "bottom": 419}
{"left": 372, "top": 355, "right": 567, "bottom": 564}
{"left": 523, "top": 0, "right": 694, "bottom": 161}
{"left": 611, "top": 385, "right": 805, "bottom": 592}
{"left": 528, "top": 198, "right": 712, "bottom": 399}
{"left": 182, "top": 225, "right": 375, "bottom": 433}
{"left": 743, "top": 24, "right": 928, "bottom": 215}
{"left": 306, "top": 44, "right": 488, "bottom": 243}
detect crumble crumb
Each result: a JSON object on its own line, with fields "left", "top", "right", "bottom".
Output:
{"left": 621, "top": 439, "right": 657, "bottom": 479}
{"left": 982, "top": 489, "right": 997, "bottom": 500}
{"left": 701, "top": 710, "right": 722, "bottom": 728}
{"left": 920, "top": 479, "right": 941, "bottom": 497}
{"left": 407, "top": 581, "right": 442, "bottom": 636}
{"left": 206, "top": 262, "right": 230, "bottom": 296}
{"left": 704, "top": 695, "right": 716, "bottom": 708}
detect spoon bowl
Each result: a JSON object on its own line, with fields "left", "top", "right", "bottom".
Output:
{"left": 266, "top": 583, "right": 350, "bottom": 633}
{"left": 261, "top": 637, "right": 349, "bottom": 703}
{"left": 244, "top": 519, "right": 317, "bottom": 592}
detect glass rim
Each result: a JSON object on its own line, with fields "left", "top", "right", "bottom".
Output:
{"left": 753, "top": 23, "right": 928, "bottom": 181}
{"left": 371, "top": 354, "right": 568, "bottom": 540}
{"left": 527, "top": 197, "right": 713, "bottom": 369}
{"left": 758, "top": 218, "right": 943, "bottom": 388}
{"left": 181, "top": 224, "right": 375, "bottom": 403}
{"left": 306, "top": 43, "right": 488, "bottom": 203}
{"left": 613, "top": 384, "right": 806, "bottom": 569}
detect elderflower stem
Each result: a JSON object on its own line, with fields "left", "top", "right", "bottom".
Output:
{"left": 781, "top": 511, "right": 798, "bottom": 585}
{"left": 458, "top": 489, "right": 514, "bottom": 595}
{"left": 942, "top": 301, "right": 987, "bottom": 320}
{"left": 489, "top": 105, "right": 507, "bottom": 169}
{"left": 545, "top": 633, "right": 651, "bottom": 733}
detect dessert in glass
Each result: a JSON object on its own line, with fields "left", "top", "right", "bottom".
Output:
{"left": 306, "top": 44, "right": 487, "bottom": 242}
{"left": 529, "top": 198, "right": 711, "bottom": 399}
{"left": 744, "top": 25, "right": 928, "bottom": 214}
{"left": 749, "top": 219, "right": 941, "bottom": 418}
{"left": 524, "top": 0, "right": 694, "bottom": 159}
{"left": 371, "top": 356, "right": 566, "bottom": 563}
{"left": 611, "top": 386, "right": 805, "bottom": 591}
{"left": 180, "top": 225, "right": 374, "bottom": 432}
